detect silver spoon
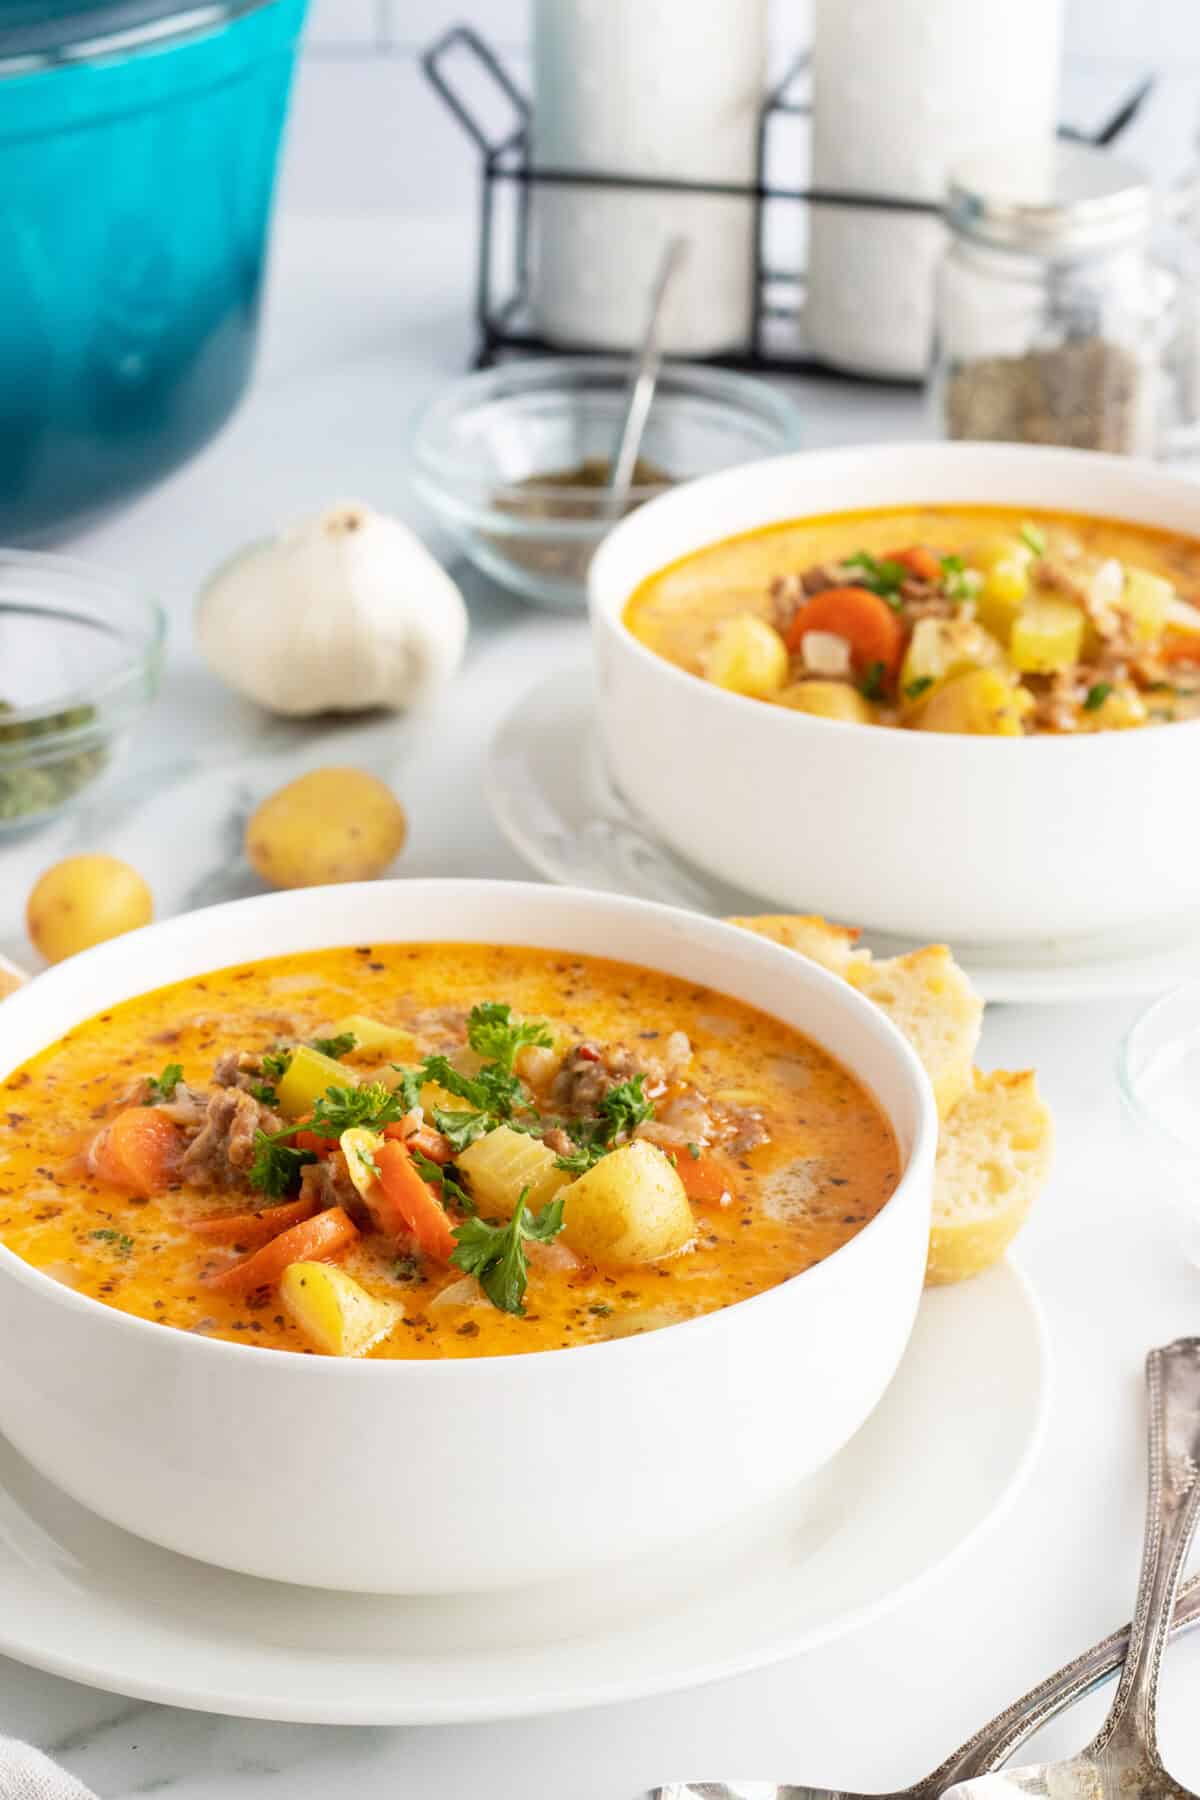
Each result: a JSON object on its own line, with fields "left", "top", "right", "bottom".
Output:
{"left": 607, "top": 235, "right": 689, "bottom": 510}
{"left": 939, "top": 1337, "right": 1200, "bottom": 1800}
{"left": 648, "top": 1342, "right": 1200, "bottom": 1800}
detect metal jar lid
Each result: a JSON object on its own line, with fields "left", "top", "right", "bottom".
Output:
{"left": 947, "top": 140, "right": 1153, "bottom": 257}
{"left": 0, "top": 0, "right": 276, "bottom": 74}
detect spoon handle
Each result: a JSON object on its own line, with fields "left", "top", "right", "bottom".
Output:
{"left": 917, "top": 1574, "right": 1200, "bottom": 1790}
{"left": 1091, "top": 1338, "right": 1200, "bottom": 1757}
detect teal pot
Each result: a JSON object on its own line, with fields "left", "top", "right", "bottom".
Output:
{"left": 0, "top": 0, "right": 309, "bottom": 540}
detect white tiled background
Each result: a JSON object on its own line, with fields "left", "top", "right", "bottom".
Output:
{"left": 281, "top": 0, "right": 1200, "bottom": 221}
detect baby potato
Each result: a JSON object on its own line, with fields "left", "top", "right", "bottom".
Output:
{"left": 27, "top": 854, "right": 153, "bottom": 964}
{"left": 246, "top": 766, "right": 407, "bottom": 889}
{"left": 777, "top": 680, "right": 873, "bottom": 724}
{"left": 705, "top": 614, "right": 788, "bottom": 699}
{"left": 914, "top": 668, "right": 1033, "bottom": 737}
{"left": 562, "top": 1139, "right": 695, "bottom": 1265}
{"left": 280, "top": 1261, "right": 402, "bottom": 1357}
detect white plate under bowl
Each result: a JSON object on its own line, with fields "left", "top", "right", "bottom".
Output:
{"left": 0, "top": 1263, "right": 1046, "bottom": 1725}
{"left": 488, "top": 668, "right": 1200, "bottom": 1006}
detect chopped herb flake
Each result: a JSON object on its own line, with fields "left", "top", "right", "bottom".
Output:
{"left": 1083, "top": 681, "right": 1113, "bottom": 712}
{"left": 905, "top": 676, "right": 935, "bottom": 701}
{"left": 1020, "top": 523, "right": 1047, "bottom": 556}
{"left": 145, "top": 1063, "right": 182, "bottom": 1105}
{"left": 450, "top": 1187, "right": 567, "bottom": 1316}
{"left": 310, "top": 1032, "right": 357, "bottom": 1060}
{"left": 860, "top": 660, "right": 888, "bottom": 701}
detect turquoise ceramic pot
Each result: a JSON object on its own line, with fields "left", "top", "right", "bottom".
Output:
{"left": 0, "top": 0, "right": 309, "bottom": 540}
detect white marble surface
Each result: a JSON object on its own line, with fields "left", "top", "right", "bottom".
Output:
{"left": 3, "top": 211, "right": 1200, "bottom": 1799}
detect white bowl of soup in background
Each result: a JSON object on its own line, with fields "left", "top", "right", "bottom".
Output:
{"left": 590, "top": 442, "right": 1200, "bottom": 945}
{"left": 0, "top": 881, "right": 936, "bottom": 1595}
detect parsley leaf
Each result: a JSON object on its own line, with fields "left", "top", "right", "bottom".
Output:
{"left": 905, "top": 675, "right": 935, "bottom": 701}
{"left": 410, "top": 1149, "right": 475, "bottom": 1214}
{"left": 432, "top": 1107, "right": 496, "bottom": 1154}
{"left": 249, "top": 1082, "right": 279, "bottom": 1107}
{"left": 145, "top": 1063, "right": 182, "bottom": 1104}
{"left": 310, "top": 1032, "right": 357, "bottom": 1060}
{"left": 261, "top": 1049, "right": 293, "bottom": 1084}
{"left": 466, "top": 1002, "right": 553, "bottom": 1073}
{"left": 553, "top": 1075, "right": 655, "bottom": 1173}
{"left": 450, "top": 1188, "right": 567, "bottom": 1315}
{"left": 248, "top": 1132, "right": 317, "bottom": 1198}
{"left": 308, "top": 1081, "right": 404, "bottom": 1137}
{"left": 1019, "top": 523, "right": 1047, "bottom": 556}
{"left": 1083, "top": 681, "right": 1112, "bottom": 712}
{"left": 90, "top": 1228, "right": 134, "bottom": 1257}
{"left": 940, "top": 555, "right": 982, "bottom": 603}
{"left": 860, "top": 660, "right": 888, "bottom": 701}
{"left": 390, "top": 1065, "right": 424, "bottom": 1111}
{"left": 844, "top": 551, "right": 907, "bottom": 605}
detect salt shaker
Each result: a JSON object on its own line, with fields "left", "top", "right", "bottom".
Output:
{"left": 806, "top": 0, "right": 1064, "bottom": 378}
{"left": 530, "top": 0, "right": 766, "bottom": 356}
{"left": 934, "top": 141, "right": 1173, "bottom": 456}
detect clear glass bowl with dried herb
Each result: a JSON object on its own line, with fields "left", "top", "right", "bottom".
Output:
{"left": 934, "top": 142, "right": 1174, "bottom": 457}
{"left": 411, "top": 359, "right": 804, "bottom": 610}
{"left": 0, "top": 552, "right": 164, "bottom": 832}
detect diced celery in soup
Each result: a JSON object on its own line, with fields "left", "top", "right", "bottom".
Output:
{"left": 0, "top": 944, "right": 899, "bottom": 1360}
{"left": 623, "top": 505, "right": 1200, "bottom": 734}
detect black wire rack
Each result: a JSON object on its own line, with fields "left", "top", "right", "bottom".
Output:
{"left": 423, "top": 26, "right": 1154, "bottom": 387}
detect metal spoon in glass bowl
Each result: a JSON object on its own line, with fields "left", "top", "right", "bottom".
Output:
{"left": 607, "top": 235, "right": 689, "bottom": 510}
{"left": 648, "top": 1341, "right": 1200, "bottom": 1800}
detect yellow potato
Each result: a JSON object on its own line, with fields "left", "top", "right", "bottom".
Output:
{"left": 561, "top": 1140, "right": 694, "bottom": 1265}
{"left": 246, "top": 767, "right": 407, "bottom": 889}
{"left": 705, "top": 615, "right": 788, "bottom": 698}
{"left": 913, "top": 669, "right": 1033, "bottom": 737}
{"left": 26, "top": 855, "right": 152, "bottom": 964}
{"left": 328, "top": 1014, "right": 418, "bottom": 1061}
{"left": 279, "top": 1261, "right": 402, "bottom": 1357}
{"left": 776, "top": 680, "right": 873, "bottom": 723}
{"left": 1009, "top": 599, "right": 1084, "bottom": 675}
{"left": 276, "top": 1044, "right": 356, "bottom": 1117}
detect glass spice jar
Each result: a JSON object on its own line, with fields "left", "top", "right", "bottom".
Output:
{"left": 933, "top": 141, "right": 1174, "bottom": 456}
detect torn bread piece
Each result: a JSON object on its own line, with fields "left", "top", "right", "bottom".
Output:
{"left": 928, "top": 1069, "right": 1053, "bottom": 1285}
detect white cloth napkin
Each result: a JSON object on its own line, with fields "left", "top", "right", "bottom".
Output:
{"left": 0, "top": 1740, "right": 97, "bottom": 1800}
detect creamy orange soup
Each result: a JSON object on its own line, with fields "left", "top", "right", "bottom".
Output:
{"left": 0, "top": 944, "right": 899, "bottom": 1359}
{"left": 625, "top": 505, "right": 1200, "bottom": 733}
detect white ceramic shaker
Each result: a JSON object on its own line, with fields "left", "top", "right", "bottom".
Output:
{"left": 530, "top": 0, "right": 767, "bottom": 356}
{"left": 806, "top": 0, "right": 1064, "bottom": 378}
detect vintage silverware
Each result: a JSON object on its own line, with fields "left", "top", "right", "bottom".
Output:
{"left": 649, "top": 1341, "right": 1200, "bottom": 1800}
{"left": 940, "top": 1337, "right": 1200, "bottom": 1800}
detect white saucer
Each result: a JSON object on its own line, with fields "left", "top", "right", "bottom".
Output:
{"left": 488, "top": 667, "right": 1200, "bottom": 1005}
{"left": 0, "top": 1263, "right": 1046, "bottom": 1725}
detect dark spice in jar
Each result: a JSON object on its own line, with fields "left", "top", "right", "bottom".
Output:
{"left": 944, "top": 338, "right": 1143, "bottom": 453}
{"left": 491, "top": 456, "right": 673, "bottom": 584}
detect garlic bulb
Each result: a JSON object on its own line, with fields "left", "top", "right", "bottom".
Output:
{"left": 195, "top": 500, "right": 468, "bottom": 716}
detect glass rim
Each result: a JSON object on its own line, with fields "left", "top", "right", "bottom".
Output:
{"left": 1116, "top": 978, "right": 1200, "bottom": 1157}
{"left": 0, "top": 0, "right": 281, "bottom": 76}
{"left": 0, "top": 549, "right": 165, "bottom": 736}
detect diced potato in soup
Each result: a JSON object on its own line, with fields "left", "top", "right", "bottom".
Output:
{"left": 0, "top": 944, "right": 898, "bottom": 1360}
{"left": 624, "top": 505, "right": 1200, "bottom": 733}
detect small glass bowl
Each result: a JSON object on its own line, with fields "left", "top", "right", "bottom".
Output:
{"left": 0, "top": 551, "right": 164, "bottom": 834}
{"left": 410, "top": 358, "right": 805, "bottom": 611}
{"left": 1118, "top": 981, "right": 1200, "bottom": 1267}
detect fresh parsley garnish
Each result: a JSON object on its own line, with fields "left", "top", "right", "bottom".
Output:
{"left": 940, "top": 555, "right": 981, "bottom": 602}
{"left": 308, "top": 1081, "right": 404, "bottom": 1137}
{"left": 310, "top": 1032, "right": 357, "bottom": 1061}
{"left": 390, "top": 1066, "right": 424, "bottom": 1111}
{"left": 411, "top": 1149, "right": 475, "bottom": 1214}
{"left": 1019, "top": 523, "right": 1047, "bottom": 556}
{"left": 466, "top": 1002, "right": 553, "bottom": 1073}
{"left": 90, "top": 1228, "right": 134, "bottom": 1257}
{"left": 905, "top": 675, "right": 935, "bottom": 701}
{"left": 248, "top": 1133, "right": 317, "bottom": 1197}
{"left": 553, "top": 1075, "right": 655, "bottom": 1173}
{"left": 431, "top": 1107, "right": 497, "bottom": 1154}
{"left": 249, "top": 1082, "right": 279, "bottom": 1107}
{"left": 1083, "top": 681, "right": 1112, "bottom": 712}
{"left": 450, "top": 1188, "right": 567, "bottom": 1316}
{"left": 859, "top": 660, "right": 888, "bottom": 701}
{"left": 844, "top": 551, "right": 907, "bottom": 605}
{"left": 145, "top": 1063, "right": 182, "bottom": 1105}
{"left": 261, "top": 1049, "right": 293, "bottom": 1083}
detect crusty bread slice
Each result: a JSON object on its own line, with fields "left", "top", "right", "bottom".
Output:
{"left": 731, "top": 917, "right": 982, "bottom": 1118}
{"left": 0, "top": 954, "right": 27, "bottom": 1001}
{"left": 850, "top": 946, "right": 982, "bottom": 1120}
{"left": 927, "top": 1069, "right": 1053, "bottom": 1285}
{"left": 726, "top": 913, "right": 869, "bottom": 978}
